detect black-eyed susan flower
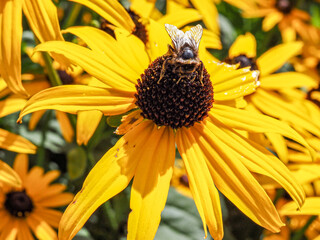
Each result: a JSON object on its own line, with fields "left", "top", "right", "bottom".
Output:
{"left": 224, "top": 0, "right": 311, "bottom": 42}
{"left": 171, "top": 159, "right": 192, "bottom": 198}
{"left": 0, "top": 0, "right": 67, "bottom": 96}
{"left": 224, "top": 32, "right": 318, "bottom": 162}
{"left": 0, "top": 154, "right": 74, "bottom": 239}
{"left": 17, "top": 24, "right": 310, "bottom": 240}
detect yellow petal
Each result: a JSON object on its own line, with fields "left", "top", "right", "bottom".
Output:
{"left": 13, "top": 153, "right": 29, "bottom": 182}
{"left": 115, "top": 110, "right": 144, "bottom": 135}
{"left": 70, "top": 0, "right": 135, "bottom": 32}
{"left": 192, "top": 120, "right": 285, "bottom": 232}
{"left": 58, "top": 121, "right": 155, "bottom": 240}
{"left": 27, "top": 213, "right": 57, "bottom": 240}
{"left": 22, "top": 0, "right": 63, "bottom": 42}
{"left": 250, "top": 89, "right": 320, "bottom": 140}
{"left": 34, "top": 41, "right": 136, "bottom": 91}
{"left": 0, "top": 0, "right": 27, "bottom": 96}
{"left": 0, "top": 96, "right": 27, "bottom": 118}
{"left": 130, "top": 0, "right": 155, "bottom": 18}
{"left": 257, "top": 41, "right": 303, "bottom": 77}
{"left": 211, "top": 102, "right": 315, "bottom": 157}
{"left": 76, "top": 110, "right": 103, "bottom": 145}
{"left": 207, "top": 62, "right": 259, "bottom": 101}
{"left": 260, "top": 72, "right": 317, "bottom": 90}
{"left": 29, "top": 110, "right": 46, "bottom": 131}
{"left": 190, "top": 0, "right": 219, "bottom": 33}
{"left": 0, "top": 128, "right": 36, "bottom": 154}
{"left": 207, "top": 116, "right": 305, "bottom": 210}
{"left": 63, "top": 26, "right": 148, "bottom": 80}
{"left": 176, "top": 127, "right": 223, "bottom": 240}
{"left": 35, "top": 208, "right": 63, "bottom": 229}
{"left": 262, "top": 11, "right": 283, "bottom": 31}
{"left": 56, "top": 111, "right": 74, "bottom": 143}
{"left": 157, "top": 9, "right": 202, "bottom": 28}
{"left": 128, "top": 126, "right": 175, "bottom": 240}
{"left": 265, "top": 132, "right": 288, "bottom": 163}
{"left": 114, "top": 28, "right": 150, "bottom": 75}
{"left": 17, "top": 85, "right": 136, "bottom": 123}
{"left": 146, "top": 20, "right": 171, "bottom": 61}
{"left": 229, "top": 32, "right": 257, "bottom": 58}
{"left": 288, "top": 164, "right": 320, "bottom": 185}
{"left": 280, "top": 197, "right": 320, "bottom": 216}
{"left": 0, "top": 160, "right": 21, "bottom": 188}
{"left": 202, "top": 29, "right": 222, "bottom": 50}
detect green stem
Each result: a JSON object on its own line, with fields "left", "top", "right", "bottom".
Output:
{"left": 36, "top": 111, "right": 53, "bottom": 167}
{"left": 292, "top": 215, "right": 317, "bottom": 240}
{"left": 103, "top": 201, "right": 119, "bottom": 232}
{"left": 41, "top": 52, "right": 63, "bottom": 86}
{"left": 62, "top": 3, "right": 82, "bottom": 29}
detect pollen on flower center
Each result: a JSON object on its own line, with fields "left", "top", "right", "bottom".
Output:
{"left": 134, "top": 55, "right": 214, "bottom": 129}
{"left": 225, "top": 54, "right": 258, "bottom": 71}
{"left": 5, "top": 190, "right": 34, "bottom": 218}
{"left": 275, "top": 0, "right": 292, "bottom": 14}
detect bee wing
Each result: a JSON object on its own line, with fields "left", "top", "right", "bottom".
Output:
{"left": 165, "top": 24, "right": 185, "bottom": 51}
{"left": 184, "top": 24, "right": 203, "bottom": 50}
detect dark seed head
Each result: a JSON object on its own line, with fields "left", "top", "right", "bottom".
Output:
{"left": 128, "top": 10, "right": 148, "bottom": 45}
{"left": 275, "top": 0, "right": 293, "bottom": 14}
{"left": 134, "top": 55, "right": 214, "bottom": 129}
{"left": 57, "top": 70, "right": 74, "bottom": 85}
{"left": 5, "top": 190, "right": 34, "bottom": 218}
{"left": 179, "top": 175, "right": 189, "bottom": 187}
{"left": 225, "top": 54, "right": 258, "bottom": 71}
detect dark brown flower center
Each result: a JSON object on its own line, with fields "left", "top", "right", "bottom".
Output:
{"left": 128, "top": 10, "right": 148, "bottom": 45}
{"left": 225, "top": 54, "right": 258, "bottom": 71}
{"left": 179, "top": 175, "right": 189, "bottom": 187}
{"left": 275, "top": 0, "right": 292, "bottom": 14}
{"left": 134, "top": 55, "right": 214, "bottom": 129}
{"left": 57, "top": 70, "right": 74, "bottom": 85}
{"left": 100, "top": 10, "right": 148, "bottom": 44}
{"left": 5, "top": 190, "right": 34, "bottom": 218}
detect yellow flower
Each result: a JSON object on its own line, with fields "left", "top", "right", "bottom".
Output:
{"left": 292, "top": 23, "right": 320, "bottom": 83}
{"left": 171, "top": 159, "right": 192, "bottom": 198}
{"left": 0, "top": 0, "right": 65, "bottom": 96}
{"left": 225, "top": 32, "right": 318, "bottom": 162}
{"left": 17, "top": 24, "right": 309, "bottom": 240}
{"left": 0, "top": 154, "right": 74, "bottom": 239}
{"left": 224, "top": 0, "right": 311, "bottom": 42}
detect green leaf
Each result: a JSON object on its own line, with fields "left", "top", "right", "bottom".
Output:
{"left": 67, "top": 146, "right": 87, "bottom": 180}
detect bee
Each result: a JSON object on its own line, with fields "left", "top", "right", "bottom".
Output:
{"left": 159, "top": 24, "right": 204, "bottom": 85}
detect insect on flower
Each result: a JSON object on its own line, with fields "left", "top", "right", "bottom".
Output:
{"left": 159, "top": 24, "right": 204, "bottom": 85}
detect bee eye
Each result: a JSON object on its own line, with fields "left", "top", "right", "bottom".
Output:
{"left": 181, "top": 49, "right": 194, "bottom": 59}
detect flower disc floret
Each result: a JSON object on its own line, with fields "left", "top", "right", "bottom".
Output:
{"left": 4, "top": 190, "right": 34, "bottom": 218}
{"left": 135, "top": 55, "right": 214, "bottom": 129}
{"left": 276, "top": 0, "right": 293, "bottom": 14}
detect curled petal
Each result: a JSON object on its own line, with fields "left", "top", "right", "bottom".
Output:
{"left": 18, "top": 85, "right": 136, "bottom": 123}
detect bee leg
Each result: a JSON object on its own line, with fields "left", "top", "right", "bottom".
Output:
{"left": 199, "top": 62, "right": 204, "bottom": 86}
{"left": 158, "top": 58, "right": 169, "bottom": 84}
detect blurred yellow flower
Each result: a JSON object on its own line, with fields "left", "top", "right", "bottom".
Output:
{"left": 224, "top": 0, "right": 310, "bottom": 42}
{"left": 0, "top": 154, "right": 74, "bottom": 239}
